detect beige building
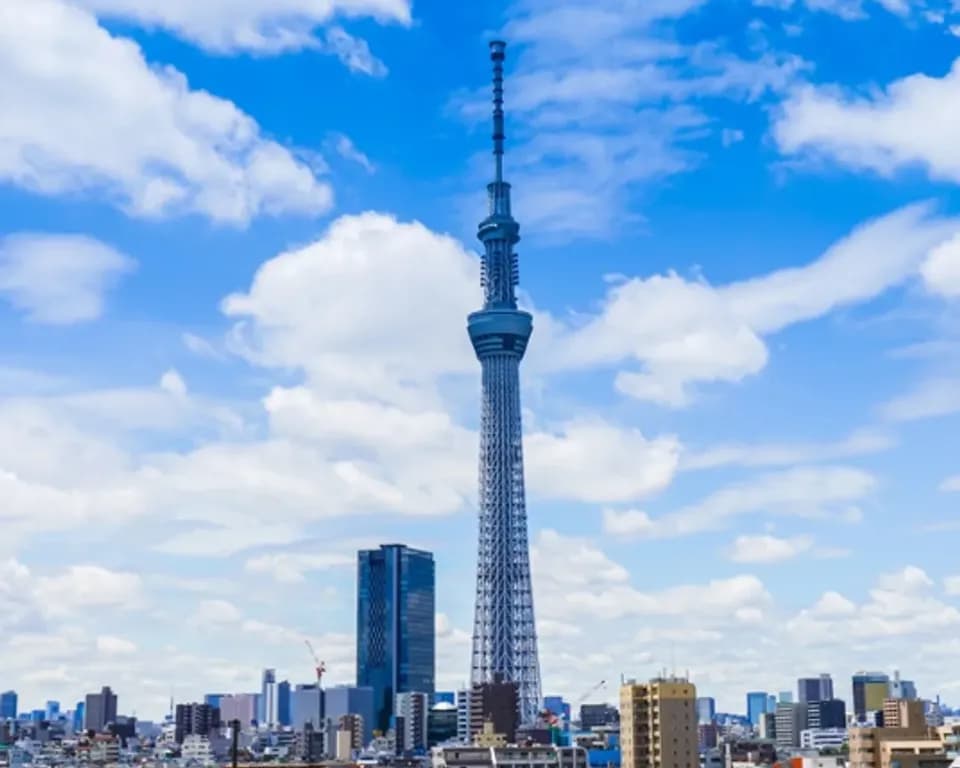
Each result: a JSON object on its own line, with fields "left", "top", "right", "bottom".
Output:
{"left": 620, "top": 677, "right": 698, "bottom": 768}
{"left": 848, "top": 699, "right": 951, "bottom": 768}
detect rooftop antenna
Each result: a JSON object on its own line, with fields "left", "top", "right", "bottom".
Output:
{"left": 489, "top": 40, "right": 506, "bottom": 184}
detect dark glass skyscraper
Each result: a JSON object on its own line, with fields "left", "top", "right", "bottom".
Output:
{"left": 0, "top": 691, "right": 17, "bottom": 720}
{"left": 357, "top": 544, "right": 435, "bottom": 733}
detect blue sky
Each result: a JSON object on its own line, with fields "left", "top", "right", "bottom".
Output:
{"left": 2, "top": 0, "right": 960, "bottom": 720}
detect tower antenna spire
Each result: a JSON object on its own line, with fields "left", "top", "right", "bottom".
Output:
{"left": 490, "top": 40, "right": 506, "bottom": 183}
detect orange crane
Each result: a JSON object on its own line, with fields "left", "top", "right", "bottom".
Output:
{"left": 304, "top": 639, "right": 326, "bottom": 686}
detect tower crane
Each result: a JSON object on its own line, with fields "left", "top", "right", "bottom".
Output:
{"left": 304, "top": 639, "right": 326, "bottom": 686}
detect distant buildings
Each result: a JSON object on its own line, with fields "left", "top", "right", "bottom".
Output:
{"left": 357, "top": 544, "right": 436, "bottom": 733}
{"left": 747, "top": 692, "right": 769, "bottom": 727}
{"left": 428, "top": 702, "right": 458, "bottom": 746}
{"left": 218, "top": 693, "right": 257, "bottom": 727}
{"left": 849, "top": 698, "right": 951, "bottom": 768}
{"left": 696, "top": 697, "right": 716, "bottom": 724}
{"left": 620, "top": 677, "right": 698, "bottom": 768}
{"left": 396, "top": 691, "right": 429, "bottom": 752}
{"left": 174, "top": 702, "right": 220, "bottom": 744}
{"left": 84, "top": 686, "right": 117, "bottom": 732}
{"left": 289, "top": 684, "right": 322, "bottom": 732}
{"left": 468, "top": 675, "right": 520, "bottom": 744}
{"left": 807, "top": 699, "right": 847, "bottom": 729}
{"left": 775, "top": 702, "right": 807, "bottom": 748}
{"left": 0, "top": 691, "right": 16, "bottom": 720}
{"left": 798, "top": 675, "right": 834, "bottom": 704}
{"left": 324, "top": 685, "right": 375, "bottom": 746}
{"left": 853, "top": 672, "right": 890, "bottom": 722}
{"left": 580, "top": 703, "right": 619, "bottom": 729}
{"left": 261, "top": 668, "right": 278, "bottom": 727}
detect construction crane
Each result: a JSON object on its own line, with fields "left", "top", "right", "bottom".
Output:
{"left": 542, "top": 680, "right": 607, "bottom": 729}
{"left": 304, "top": 639, "right": 326, "bottom": 686}
{"left": 575, "top": 680, "right": 607, "bottom": 707}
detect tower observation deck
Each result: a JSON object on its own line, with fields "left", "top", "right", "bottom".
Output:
{"left": 467, "top": 40, "right": 542, "bottom": 726}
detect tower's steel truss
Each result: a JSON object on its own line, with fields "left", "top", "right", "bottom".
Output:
{"left": 467, "top": 40, "right": 542, "bottom": 726}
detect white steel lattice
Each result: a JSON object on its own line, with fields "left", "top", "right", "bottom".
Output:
{"left": 466, "top": 40, "right": 542, "bottom": 727}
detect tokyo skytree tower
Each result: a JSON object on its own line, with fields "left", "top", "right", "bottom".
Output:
{"left": 467, "top": 40, "right": 542, "bottom": 725}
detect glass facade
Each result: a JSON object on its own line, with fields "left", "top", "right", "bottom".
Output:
{"left": 747, "top": 691, "right": 768, "bottom": 726}
{"left": 357, "top": 544, "right": 435, "bottom": 733}
{"left": 0, "top": 691, "right": 17, "bottom": 720}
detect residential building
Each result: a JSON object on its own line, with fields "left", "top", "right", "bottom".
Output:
{"left": 338, "top": 714, "right": 364, "bottom": 752}
{"left": 396, "top": 691, "right": 429, "bottom": 753}
{"left": 432, "top": 742, "right": 588, "bottom": 768}
{"left": 620, "top": 676, "right": 698, "bottom": 768}
{"left": 697, "top": 698, "right": 716, "bottom": 724}
{"left": 457, "top": 689, "right": 471, "bottom": 744}
{"left": 848, "top": 698, "right": 950, "bottom": 768}
{"left": 800, "top": 728, "right": 848, "bottom": 750}
{"left": 580, "top": 704, "right": 619, "bottom": 730}
{"left": 760, "top": 712, "right": 777, "bottom": 740}
{"left": 181, "top": 734, "right": 216, "bottom": 765}
{"left": 84, "top": 687, "right": 118, "bottom": 732}
{"left": 468, "top": 675, "right": 519, "bottom": 744}
{"left": 357, "top": 544, "right": 436, "bottom": 733}
{"left": 853, "top": 673, "right": 891, "bottom": 723}
{"left": 747, "top": 693, "right": 769, "bottom": 727}
{"left": 324, "top": 685, "right": 376, "bottom": 746}
{"left": 174, "top": 702, "right": 220, "bottom": 744}
{"left": 0, "top": 691, "right": 16, "bottom": 721}
{"left": 807, "top": 700, "right": 846, "bottom": 730}
{"left": 798, "top": 676, "right": 834, "bottom": 705}
{"left": 775, "top": 702, "right": 808, "bottom": 749}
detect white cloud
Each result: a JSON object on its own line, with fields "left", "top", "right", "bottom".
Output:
{"left": 603, "top": 465, "right": 875, "bottom": 539}
{"left": 727, "top": 534, "right": 813, "bottom": 563}
{"left": 76, "top": 0, "right": 412, "bottom": 58}
{"left": 922, "top": 233, "right": 960, "bottom": 297}
{"left": 333, "top": 133, "right": 376, "bottom": 173}
{"left": 223, "top": 213, "right": 479, "bottom": 398}
{"left": 775, "top": 58, "right": 960, "bottom": 184}
{"left": 682, "top": 428, "right": 894, "bottom": 470}
{"left": 159, "top": 369, "right": 188, "bottom": 397}
{"left": 244, "top": 552, "right": 354, "bottom": 583}
{"left": 96, "top": 635, "right": 137, "bottom": 655}
{"left": 756, "top": 0, "right": 915, "bottom": 19}
{"left": 525, "top": 420, "right": 679, "bottom": 503}
{"left": 941, "top": 475, "right": 960, "bottom": 492}
{"left": 883, "top": 378, "right": 960, "bottom": 421}
{"left": 0, "top": 0, "right": 331, "bottom": 224}
{"left": 0, "top": 234, "right": 133, "bottom": 324}
{"left": 34, "top": 565, "right": 143, "bottom": 616}
{"left": 546, "top": 203, "right": 960, "bottom": 404}
{"left": 945, "top": 576, "right": 960, "bottom": 595}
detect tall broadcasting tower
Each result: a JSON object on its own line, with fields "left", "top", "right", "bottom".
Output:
{"left": 468, "top": 40, "right": 542, "bottom": 725}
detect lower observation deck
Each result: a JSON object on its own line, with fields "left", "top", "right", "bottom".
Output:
{"left": 467, "top": 308, "right": 532, "bottom": 360}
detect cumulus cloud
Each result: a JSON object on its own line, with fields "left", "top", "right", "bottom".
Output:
{"left": 0, "top": 234, "right": 133, "bottom": 324}
{"left": 603, "top": 465, "right": 875, "bottom": 539}
{"left": 727, "top": 534, "right": 814, "bottom": 563}
{"left": 244, "top": 552, "right": 355, "bottom": 583}
{"left": 0, "top": 0, "right": 331, "bottom": 224}
{"left": 75, "top": 0, "right": 412, "bottom": 59}
{"left": 775, "top": 58, "right": 960, "bottom": 184}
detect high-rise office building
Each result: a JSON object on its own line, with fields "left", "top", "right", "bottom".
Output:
{"left": 889, "top": 671, "right": 917, "bottom": 701}
{"left": 747, "top": 692, "right": 768, "bottom": 727}
{"left": 45, "top": 701, "right": 60, "bottom": 721}
{"left": 798, "top": 675, "right": 834, "bottom": 704}
{"left": 580, "top": 704, "right": 619, "bottom": 729}
{"left": 621, "top": 677, "right": 698, "bottom": 768}
{"left": 467, "top": 40, "right": 542, "bottom": 726}
{"left": 853, "top": 672, "right": 891, "bottom": 722}
{"left": 324, "top": 685, "right": 376, "bottom": 746}
{"left": 696, "top": 697, "right": 716, "bottom": 724}
{"left": 203, "top": 694, "right": 224, "bottom": 710}
{"left": 289, "top": 685, "right": 323, "bottom": 732}
{"left": 775, "top": 702, "right": 807, "bottom": 748}
{"left": 73, "top": 702, "right": 85, "bottom": 732}
{"left": 357, "top": 544, "right": 435, "bottom": 733}
{"left": 807, "top": 699, "right": 847, "bottom": 729}
{"left": 395, "top": 692, "right": 429, "bottom": 752}
{"left": 261, "top": 669, "right": 278, "bottom": 726}
{"left": 0, "top": 691, "right": 17, "bottom": 720}
{"left": 219, "top": 694, "right": 258, "bottom": 727}
{"left": 84, "top": 687, "right": 118, "bottom": 732}
{"left": 278, "top": 681, "right": 291, "bottom": 727}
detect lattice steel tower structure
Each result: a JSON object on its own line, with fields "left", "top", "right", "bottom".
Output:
{"left": 467, "top": 40, "right": 542, "bottom": 726}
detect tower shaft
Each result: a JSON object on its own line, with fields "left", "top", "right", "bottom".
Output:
{"left": 468, "top": 40, "right": 542, "bottom": 726}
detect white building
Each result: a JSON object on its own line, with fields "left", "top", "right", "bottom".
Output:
{"left": 456, "top": 689, "right": 471, "bottom": 744}
{"left": 181, "top": 734, "right": 216, "bottom": 765}
{"left": 801, "top": 728, "right": 848, "bottom": 750}
{"left": 433, "top": 744, "right": 588, "bottom": 768}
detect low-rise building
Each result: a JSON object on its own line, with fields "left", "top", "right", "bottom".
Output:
{"left": 432, "top": 743, "right": 588, "bottom": 768}
{"left": 800, "top": 729, "right": 847, "bottom": 751}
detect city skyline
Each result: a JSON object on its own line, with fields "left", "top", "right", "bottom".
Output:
{"left": 3, "top": 0, "right": 960, "bottom": 723}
